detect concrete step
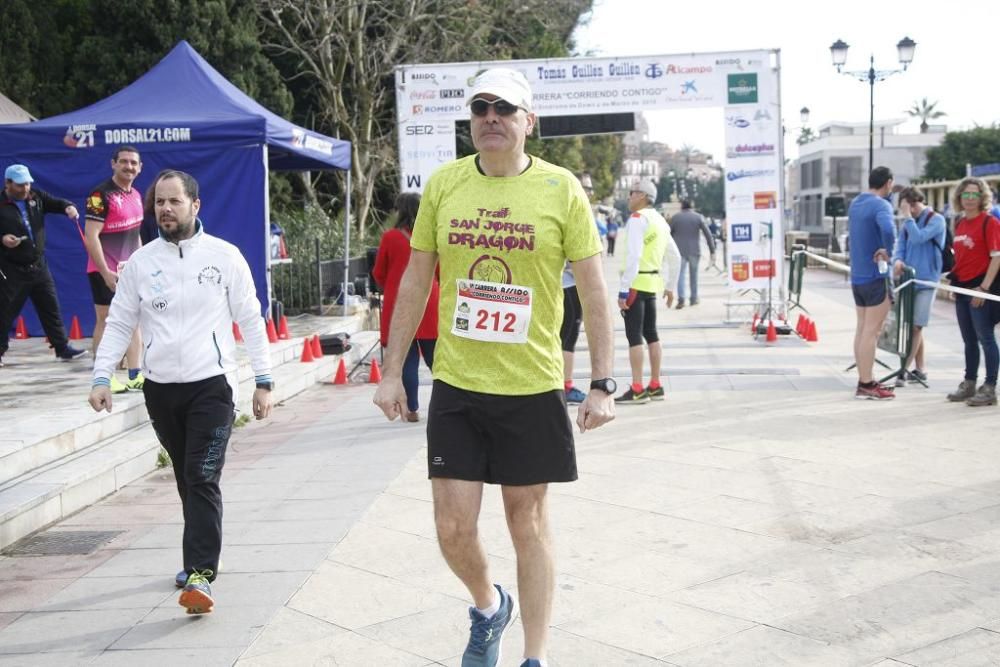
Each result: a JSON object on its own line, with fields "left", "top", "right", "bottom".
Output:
{"left": 0, "top": 322, "right": 371, "bottom": 483}
{"left": 0, "top": 327, "right": 379, "bottom": 551}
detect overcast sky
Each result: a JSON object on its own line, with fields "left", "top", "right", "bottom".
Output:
{"left": 572, "top": 0, "right": 998, "bottom": 165}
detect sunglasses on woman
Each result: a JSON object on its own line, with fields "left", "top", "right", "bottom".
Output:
{"left": 470, "top": 97, "right": 522, "bottom": 117}
{"left": 960, "top": 192, "right": 983, "bottom": 200}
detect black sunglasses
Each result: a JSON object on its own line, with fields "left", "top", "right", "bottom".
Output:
{"left": 470, "top": 97, "right": 522, "bottom": 117}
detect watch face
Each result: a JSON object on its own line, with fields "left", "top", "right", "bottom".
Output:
{"left": 592, "top": 378, "right": 617, "bottom": 394}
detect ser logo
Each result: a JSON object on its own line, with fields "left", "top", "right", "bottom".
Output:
{"left": 405, "top": 125, "right": 434, "bottom": 136}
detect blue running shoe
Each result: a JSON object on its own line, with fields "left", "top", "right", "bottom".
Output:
{"left": 178, "top": 570, "right": 214, "bottom": 614}
{"left": 564, "top": 387, "right": 587, "bottom": 405}
{"left": 175, "top": 558, "right": 221, "bottom": 588}
{"left": 520, "top": 660, "right": 543, "bottom": 667}
{"left": 461, "top": 584, "right": 517, "bottom": 667}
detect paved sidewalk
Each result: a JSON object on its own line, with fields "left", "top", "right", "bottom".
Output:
{"left": 2, "top": 258, "right": 999, "bottom": 666}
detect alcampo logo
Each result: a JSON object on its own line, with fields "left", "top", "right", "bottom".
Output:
{"left": 727, "top": 73, "right": 758, "bottom": 104}
{"left": 727, "top": 168, "right": 774, "bottom": 181}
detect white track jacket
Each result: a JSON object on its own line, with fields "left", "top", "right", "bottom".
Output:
{"left": 92, "top": 222, "right": 272, "bottom": 401}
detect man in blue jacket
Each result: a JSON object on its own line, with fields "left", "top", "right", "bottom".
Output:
{"left": 848, "top": 166, "right": 896, "bottom": 399}
{"left": 892, "top": 187, "right": 945, "bottom": 386}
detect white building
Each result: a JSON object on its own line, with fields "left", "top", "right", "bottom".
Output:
{"left": 786, "top": 118, "right": 945, "bottom": 233}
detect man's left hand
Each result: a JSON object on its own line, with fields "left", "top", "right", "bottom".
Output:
{"left": 65, "top": 205, "right": 79, "bottom": 220}
{"left": 663, "top": 290, "right": 675, "bottom": 308}
{"left": 252, "top": 388, "right": 272, "bottom": 420}
{"left": 576, "top": 390, "right": 614, "bottom": 433}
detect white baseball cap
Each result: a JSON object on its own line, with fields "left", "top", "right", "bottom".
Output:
{"left": 634, "top": 179, "right": 657, "bottom": 202}
{"left": 466, "top": 68, "right": 533, "bottom": 111}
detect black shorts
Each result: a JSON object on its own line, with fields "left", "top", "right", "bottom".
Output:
{"left": 88, "top": 271, "right": 115, "bottom": 306}
{"left": 621, "top": 290, "right": 658, "bottom": 346}
{"left": 852, "top": 279, "right": 888, "bottom": 307}
{"left": 560, "top": 285, "right": 582, "bottom": 352}
{"left": 426, "top": 380, "right": 577, "bottom": 485}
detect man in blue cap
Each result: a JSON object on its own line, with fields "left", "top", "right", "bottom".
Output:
{"left": 0, "top": 163, "right": 87, "bottom": 366}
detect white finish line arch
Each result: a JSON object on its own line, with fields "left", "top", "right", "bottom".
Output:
{"left": 395, "top": 49, "right": 784, "bottom": 292}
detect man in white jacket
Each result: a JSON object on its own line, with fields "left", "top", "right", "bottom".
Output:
{"left": 88, "top": 170, "right": 272, "bottom": 615}
{"left": 615, "top": 180, "right": 681, "bottom": 404}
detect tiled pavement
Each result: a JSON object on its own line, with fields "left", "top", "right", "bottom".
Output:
{"left": 1, "top": 257, "right": 998, "bottom": 666}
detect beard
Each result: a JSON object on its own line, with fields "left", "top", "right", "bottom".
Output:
{"left": 157, "top": 216, "right": 195, "bottom": 242}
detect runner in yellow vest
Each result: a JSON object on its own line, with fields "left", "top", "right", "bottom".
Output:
{"left": 616, "top": 180, "right": 681, "bottom": 404}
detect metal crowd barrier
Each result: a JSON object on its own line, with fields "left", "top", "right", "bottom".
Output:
{"left": 789, "top": 247, "right": 1000, "bottom": 385}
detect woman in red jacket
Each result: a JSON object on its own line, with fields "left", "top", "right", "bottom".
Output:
{"left": 372, "top": 193, "right": 439, "bottom": 421}
{"left": 946, "top": 177, "right": 1000, "bottom": 407}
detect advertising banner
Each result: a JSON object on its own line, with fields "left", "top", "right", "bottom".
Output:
{"left": 396, "top": 49, "right": 782, "bottom": 291}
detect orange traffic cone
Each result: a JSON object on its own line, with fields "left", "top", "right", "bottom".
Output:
{"left": 14, "top": 316, "right": 28, "bottom": 339}
{"left": 265, "top": 318, "right": 278, "bottom": 343}
{"left": 69, "top": 316, "right": 83, "bottom": 340}
{"left": 369, "top": 358, "right": 382, "bottom": 384}
{"left": 795, "top": 315, "right": 805, "bottom": 337}
{"left": 806, "top": 319, "right": 819, "bottom": 342}
{"left": 278, "top": 315, "right": 290, "bottom": 340}
{"left": 300, "top": 339, "right": 314, "bottom": 362}
{"left": 766, "top": 319, "right": 777, "bottom": 343}
{"left": 311, "top": 334, "right": 323, "bottom": 358}
{"left": 332, "top": 358, "right": 347, "bottom": 384}
{"left": 233, "top": 322, "right": 243, "bottom": 342}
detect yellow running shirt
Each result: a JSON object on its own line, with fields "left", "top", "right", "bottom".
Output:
{"left": 411, "top": 155, "right": 602, "bottom": 395}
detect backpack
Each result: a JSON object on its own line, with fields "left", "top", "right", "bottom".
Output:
{"left": 934, "top": 223, "right": 955, "bottom": 274}
{"left": 924, "top": 208, "right": 954, "bottom": 273}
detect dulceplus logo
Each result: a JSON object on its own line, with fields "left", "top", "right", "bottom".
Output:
{"left": 727, "top": 73, "right": 758, "bottom": 104}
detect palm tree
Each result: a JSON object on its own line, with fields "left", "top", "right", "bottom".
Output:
{"left": 906, "top": 98, "right": 946, "bottom": 133}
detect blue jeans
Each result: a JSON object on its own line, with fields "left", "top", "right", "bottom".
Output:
{"left": 955, "top": 294, "right": 998, "bottom": 385}
{"left": 402, "top": 339, "right": 435, "bottom": 412}
{"left": 677, "top": 254, "right": 700, "bottom": 302}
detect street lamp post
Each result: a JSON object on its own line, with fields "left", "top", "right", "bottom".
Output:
{"left": 829, "top": 37, "right": 916, "bottom": 173}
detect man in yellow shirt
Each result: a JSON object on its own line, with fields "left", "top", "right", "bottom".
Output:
{"left": 616, "top": 180, "right": 680, "bottom": 404}
{"left": 374, "top": 68, "right": 615, "bottom": 667}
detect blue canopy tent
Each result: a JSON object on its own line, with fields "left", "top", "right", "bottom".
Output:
{"left": 0, "top": 40, "right": 351, "bottom": 337}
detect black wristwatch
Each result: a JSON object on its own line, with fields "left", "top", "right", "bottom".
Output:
{"left": 256, "top": 381, "right": 274, "bottom": 391}
{"left": 589, "top": 378, "right": 617, "bottom": 394}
